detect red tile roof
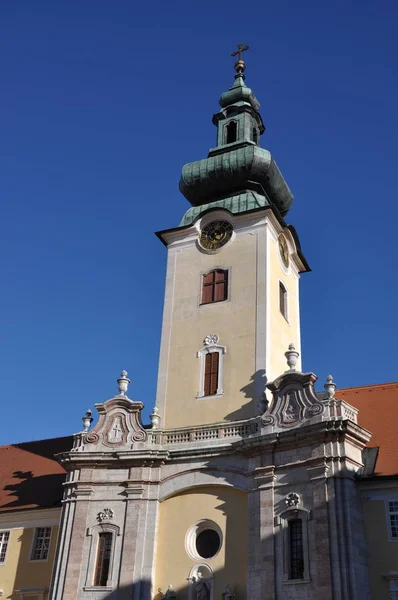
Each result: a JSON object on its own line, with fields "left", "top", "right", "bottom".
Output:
{"left": 337, "top": 382, "right": 398, "bottom": 477}
{"left": 0, "top": 436, "right": 72, "bottom": 513}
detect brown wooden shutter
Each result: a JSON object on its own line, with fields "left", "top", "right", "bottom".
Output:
{"left": 204, "top": 353, "right": 212, "bottom": 396}
{"left": 209, "top": 352, "right": 219, "bottom": 395}
{"left": 202, "top": 270, "right": 228, "bottom": 304}
{"left": 214, "top": 270, "right": 228, "bottom": 302}
{"left": 202, "top": 271, "right": 215, "bottom": 304}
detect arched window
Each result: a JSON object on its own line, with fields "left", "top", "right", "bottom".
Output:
{"left": 202, "top": 269, "right": 228, "bottom": 304}
{"left": 84, "top": 522, "right": 120, "bottom": 590}
{"left": 278, "top": 499, "right": 310, "bottom": 583}
{"left": 279, "top": 282, "right": 288, "bottom": 320}
{"left": 288, "top": 519, "right": 304, "bottom": 580}
{"left": 197, "top": 334, "right": 226, "bottom": 398}
{"left": 226, "top": 121, "right": 237, "bottom": 144}
{"left": 252, "top": 127, "right": 258, "bottom": 144}
{"left": 94, "top": 532, "right": 112, "bottom": 586}
{"left": 204, "top": 352, "right": 219, "bottom": 396}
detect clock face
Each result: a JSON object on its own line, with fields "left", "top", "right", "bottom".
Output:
{"left": 278, "top": 233, "right": 290, "bottom": 268}
{"left": 199, "top": 220, "right": 233, "bottom": 251}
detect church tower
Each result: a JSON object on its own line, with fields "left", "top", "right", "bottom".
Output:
{"left": 156, "top": 47, "right": 309, "bottom": 429}
{"left": 49, "top": 48, "right": 372, "bottom": 600}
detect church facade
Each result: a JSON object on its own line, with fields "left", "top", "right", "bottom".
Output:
{"left": 48, "top": 52, "right": 372, "bottom": 600}
{"left": 1, "top": 51, "right": 398, "bottom": 600}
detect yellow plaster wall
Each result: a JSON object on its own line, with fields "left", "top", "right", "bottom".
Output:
{"left": 164, "top": 233, "right": 258, "bottom": 428}
{"left": 362, "top": 499, "right": 398, "bottom": 599}
{"left": 154, "top": 486, "right": 247, "bottom": 599}
{"left": 268, "top": 234, "right": 300, "bottom": 379}
{"left": 0, "top": 524, "right": 58, "bottom": 599}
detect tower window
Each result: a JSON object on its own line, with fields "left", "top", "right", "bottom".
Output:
{"left": 204, "top": 352, "right": 219, "bottom": 396}
{"left": 202, "top": 269, "right": 228, "bottom": 304}
{"left": 289, "top": 519, "right": 304, "bottom": 580}
{"left": 279, "top": 282, "right": 288, "bottom": 320}
{"left": 226, "top": 121, "right": 237, "bottom": 144}
{"left": 252, "top": 127, "right": 258, "bottom": 144}
{"left": 94, "top": 532, "right": 112, "bottom": 587}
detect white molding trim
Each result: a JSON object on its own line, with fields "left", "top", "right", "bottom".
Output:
{"left": 385, "top": 499, "right": 398, "bottom": 542}
{"left": 0, "top": 507, "right": 60, "bottom": 530}
{"left": 197, "top": 340, "right": 227, "bottom": 398}
{"left": 84, "top": 522, "right": 121, "bottom": 589}
{"left": 278, "top": 506, "right": 311, "bottom": 584}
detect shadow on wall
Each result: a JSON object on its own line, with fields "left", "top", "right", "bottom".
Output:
{"left": 9, "top": 527, "right": 55, "bottom": 600}
{"left": 100, "top": 570, "right": 232, "bottom": 600}
{"left": 225, "top": 369, "right": 268, "bottom": 421}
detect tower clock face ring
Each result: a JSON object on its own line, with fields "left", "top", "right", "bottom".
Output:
{"left": 199, "top": 220, "right": 233, "bottom": 251}
{"left": 278, "top": 233, "right": 290, "bottom": 268}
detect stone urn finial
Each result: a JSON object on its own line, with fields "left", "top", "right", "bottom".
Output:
{"left": 117, "top": 370, "right": 130, "bottom": 396}
{"left": 324, "top": 374, "right": 336, "bottom": 398}
{"left": 82, "top": 409, "right": 93, "bottom": 432}
{"left": 285, "top": 343, "right": 299, "bottom": 370}
{"left": 150, "top": 406, "right": 161, "bottom": 430}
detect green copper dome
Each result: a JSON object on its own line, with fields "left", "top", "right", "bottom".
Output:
{"left": 178, "top": 67, "right": 294, "bottom": 220}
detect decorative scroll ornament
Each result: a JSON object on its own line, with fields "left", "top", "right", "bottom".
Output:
{"left": 285, "top": 492, "right": 300, "bottom": 507}
{"left": 85, "top": 432, "right": 99, "bottom": 444}
{"left": 204, "top": 333, "right": 219, "bottom": 347}
{"left": 97, "top": 508, "right": 114, "bottom": 522}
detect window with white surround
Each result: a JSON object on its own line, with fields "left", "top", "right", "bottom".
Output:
{"left": 279, "top": 281, "right": 288, "bottom": 320}
{"left": 279, "top": 494, "right": 310, "bottom": 584}
{"left": 388, "top": 501, "right": 398, "bottom": 540}
{"left": 30, "top": 527, "right": 51, "bottom": 561}
{"left": 84, "top": 522, "right": 121, "bottom": 590}
{"left": 0, "top": 530, "right": 10, "bottom": 564}
{"left": 197, "top": 334, "right": 226, "bottom": 398}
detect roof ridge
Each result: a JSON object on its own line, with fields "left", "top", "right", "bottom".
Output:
{"left": 337, "top": 381, "right": 398, "bottom": 392}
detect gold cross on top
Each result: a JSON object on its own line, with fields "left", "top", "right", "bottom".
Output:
{"left": 231, "top": 42, "right": 249, "bottom": 61}
{"left": 231, "top": 42, "right": 249, "bottom": 74}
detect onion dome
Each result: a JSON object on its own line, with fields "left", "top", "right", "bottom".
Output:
{"left": 179, "top": 46, "right": 293, "bottom": 219}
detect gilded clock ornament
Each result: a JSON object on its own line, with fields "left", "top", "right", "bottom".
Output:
{"left": 278, "top": 233, "right": 289, "bottom": 268}
{"left": 199, "top": 220, "right": 233, "bottom": 251}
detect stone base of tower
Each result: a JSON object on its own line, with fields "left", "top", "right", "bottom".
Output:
{"left": 49, "top": 368, "right": 371, "bottom": 600}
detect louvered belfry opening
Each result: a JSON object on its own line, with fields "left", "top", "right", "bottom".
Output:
{"left": 204, "top": 352, "right": 219, "bottom": 396}
{"left": 94, "top": 532, "right": 112, "bottom": 587}
{"left": 202, "top": 269, "right": 228, "bottom": 304}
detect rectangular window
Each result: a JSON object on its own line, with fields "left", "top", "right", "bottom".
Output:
{"left": 0, "top": 531, "right": 10, "bottom": 564}
{"left": 289, "top": 519, "right": 304, "bottom": 579}
{"left": 30, "top": 527, "right": 51, "bottom": 561}
{"left": 279, "top": 282, "right": 287, "bottom": 319}
{"left": 94, "top": 532, "right": 113, "bottom": 587}
{"left": 389, "top": 501, "right": 398, "bottom": 539}
{"left": 202, "top": 270, "right": 228, "bottom": 304}
{"left": 204, "top": 352, "right": 219, "bottom": 396}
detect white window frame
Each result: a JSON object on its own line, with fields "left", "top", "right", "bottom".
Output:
{"left": 197, "top": 343, "right": 226, "bottom": 399}
{"left": 83, "top": 522, "right": 121, "bottom": 591}
{"left": 0, "top": 530, "right": 10, "bottom": 565}
{"left": 386, "top": 500, "right": 398, "bottom": 541}
{"left": 279, "top": 280, "right": 288, "bottom": 321}
{"left": 278, "top": 507, "right": 311, "bottom": 584}
{"left": 383, "top": 571, "right": 398, "bottom": 599}
{"left": 30, "top": 526, "right": 52, "bottom": 562}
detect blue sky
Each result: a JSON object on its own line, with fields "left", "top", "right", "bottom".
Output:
{"left": 1, "top": 0, "right": 397, "bottom": 444}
